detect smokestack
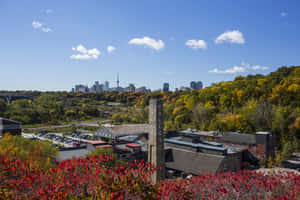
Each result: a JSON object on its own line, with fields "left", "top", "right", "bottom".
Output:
{"left": 148, "top": 98, "right": 165, "bottom": 183}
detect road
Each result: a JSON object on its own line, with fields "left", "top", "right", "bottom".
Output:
{"left": 24, "top": 120, "right": 111, "bottom": 131}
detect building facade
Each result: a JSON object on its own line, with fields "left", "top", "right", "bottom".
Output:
{"left": 190, "top": 81, "right": 203, "bottom": 90}
{"left": 163, "top": 83, "right": 169, "bottom": 92}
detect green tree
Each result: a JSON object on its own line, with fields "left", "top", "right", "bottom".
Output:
{"left": 192, "top": 103, "right": 216, "bottom": 130}
{"left": 0, "top": 99, "right": 7, "bottom": 116}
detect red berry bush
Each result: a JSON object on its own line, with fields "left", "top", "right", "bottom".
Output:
{"left": 0, "top": 154, "right": 299, "bottom": 200}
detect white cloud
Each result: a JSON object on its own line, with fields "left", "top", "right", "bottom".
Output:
{"left": 281, "top": 12, "right": 287, "bottom": 17}
{"left": 215, "top": 30, "right": 245, "bottom": 44}
{"left": 240, "top": 62, "right": 269, "bottom": 70}
{"left": 32, "top": 21, "right": 52, "bottom": 33}
{"left": 210, "top": 62, "right": 269, "bottom": 74}
{"left": 128, "top": 36, "right": 164, "bottom": 50}
{"left": 70, "top": 44, "right": 101, "bottom": 60}
{"left": 32, "top": 21, "right": 42, "bottom": 29}
{"left": 41, "top": 27, "right": 52, "bottom": 32}
{"left": 107, "top": 45, "right": 116, "bottom": 53}
{"left": 251, "top": 65, "right": 269, "bottom": 70}
{"left": 46, "top": 9, "right": 53, "bottom": 14}
{"left": 209, "top": 66, "right": 246, "bottom": 74}
{"left": 185, "top": 39, "right": 207, "bottom": 49}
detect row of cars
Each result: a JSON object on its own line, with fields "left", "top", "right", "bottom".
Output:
{"left": 37, "top": 132, "right": 82, "bottom": 147}
{"left": 65, "top": 132, "right": 104, "bottom": 142}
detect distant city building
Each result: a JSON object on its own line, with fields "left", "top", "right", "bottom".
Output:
{"left": 72, "top": 74, "right": 151, "bottom": 93}
{"left": 90, "top": 81, "right": 103, "bottom": 93}
{"left": 110, "top": 87, "right": 124, "bottom": 92}
{"left": 136, "top": 87, "right": 151, "bottom": 93}
{"left": 163, "top": 83, "right": 169, "bottom": 92}
{"left": 190, "top": 81, "right": 196, "bottom": 90}
{"left": 190, "top": 81, "right": 203, "bottom": 90}
{"left": 117, "top": 73, "right": 120, "bottom": 88}
{"left": 196, "top": 81, "right": 203, "bottom": 90}
{"left": 104, "top": 81, "right": 109, "bottom": 91}
{"left": 75, "top": 84, "right": 89, "bottom": 92}
{"left": 179, "top": 86, "right": 190, "bottom": 91}
{"left": 125, "top": 84, "right": 136, "bottom": 92}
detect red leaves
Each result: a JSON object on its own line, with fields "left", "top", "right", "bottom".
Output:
{"left": 1, "top": 154, "right": 300, "bottom": 200}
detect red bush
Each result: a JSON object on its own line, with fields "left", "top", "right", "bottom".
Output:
{"left": 1, "top": 154, "right": 299, "bottom": 200}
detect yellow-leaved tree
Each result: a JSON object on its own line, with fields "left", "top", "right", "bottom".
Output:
{"left": 0, "top": 134, "right": 58, "bottom": 170}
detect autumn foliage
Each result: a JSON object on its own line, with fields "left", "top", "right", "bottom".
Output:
{"left": 1, "top": 154, "right": 299, "bottom": 200}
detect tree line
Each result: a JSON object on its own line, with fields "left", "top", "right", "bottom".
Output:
{"left": 0, "top": 66, "right": 299, "bottom": 148}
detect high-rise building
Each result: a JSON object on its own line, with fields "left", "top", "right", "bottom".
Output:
{"left": 190, "top": 81, "right": 203, "bottom": 90}
{"left": 196, "top": 81, "right": 203, "bottom": 90}
{"left": 190, "top": 81, "right": 197, "bottom": 90}
{"left": 90, "top": 81, "right": 103, "bottom": 93}
{"left": 163, "top": 82, "right": 169, "bottom": 92}
{"left": 104, "top": 81, "right": 109, "bottom": 91}
{"left": 75, "top": 84, "right": 89, "bottom": 92}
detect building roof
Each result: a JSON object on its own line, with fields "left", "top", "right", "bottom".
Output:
{"left": 87, "top": 140, "right": 107, "bottom": 145}
{"left": 0, "top": 118, "right": 21, "bottom": 125}
{"left": 126, "top": 143, "right": 142, "bottom": 148}
{"left": 221, "top": 132, "right": 256, "bottom": 145}
{"left": 256, "top": 131, "right": 271, "bottom": 135}
{"left": 165, "top": 148, "right": 224, "bottom": 174}
{"left": 165, "top": 138, "right": 227, "bottom": 151}
{"left": 95, "top": 124, "right": 149, "bottom": 139}
{"left": 118, "top": 134, "right": 141, "bottom": 142}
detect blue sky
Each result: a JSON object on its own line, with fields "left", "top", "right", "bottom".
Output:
{"left": 1, "top": 0, "right": 300, "bottom": 91}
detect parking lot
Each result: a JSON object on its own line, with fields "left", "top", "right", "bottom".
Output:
{"left": 21, "top": 132, "right": 107, "bottom": 148}
{"left": 36, "top": 132, "right": 87, "bottom": 148}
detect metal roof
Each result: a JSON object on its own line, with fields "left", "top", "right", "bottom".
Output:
{"left": 200, "top": 140, "right": 223, "bottom": 147}
{"left": 165, "top": 139, "right": 227, "bottom": 151}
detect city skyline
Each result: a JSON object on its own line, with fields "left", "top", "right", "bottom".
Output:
{"left": 1, "top": 0, "right": 300, "bottom": 91}
{"left": 72, "top": 74, "right": 203, "bottom": 92}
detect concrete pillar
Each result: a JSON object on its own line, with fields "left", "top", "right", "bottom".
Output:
{"left": 148, "top": 98, "right": 165, "bottom": 183}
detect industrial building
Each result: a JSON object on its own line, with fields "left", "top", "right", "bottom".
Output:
{"left": 0, "top": 118, "right": 22, "bottom": 136}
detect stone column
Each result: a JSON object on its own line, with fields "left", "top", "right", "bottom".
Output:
{"left": 148, "top": 98, "right": 165, "bottom": 183}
